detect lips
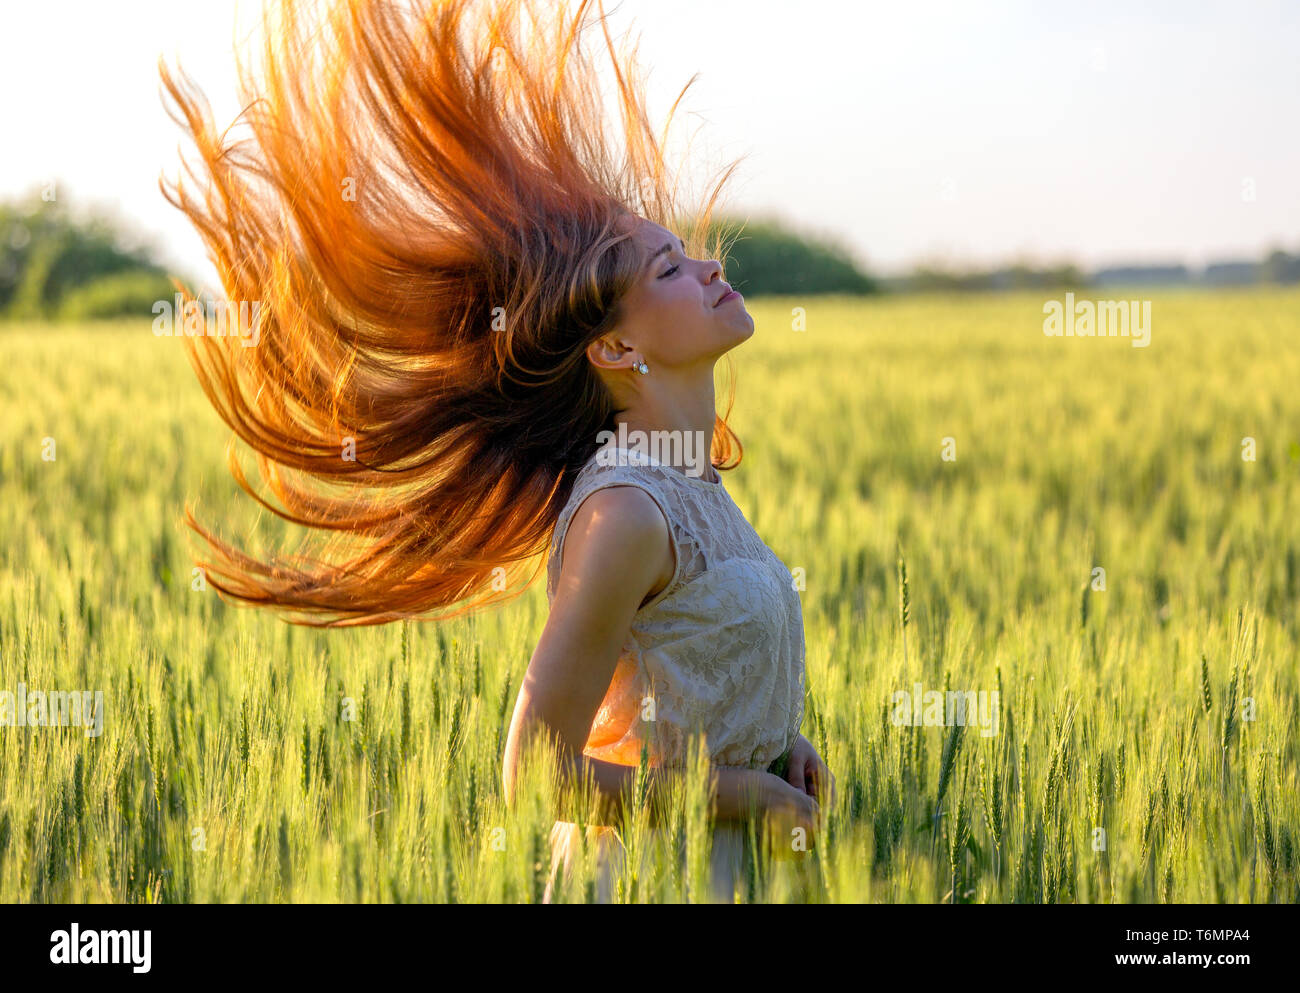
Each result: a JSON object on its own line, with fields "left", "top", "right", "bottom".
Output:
{"left": 714, "top": 286, "right": 738, "bottom": 307}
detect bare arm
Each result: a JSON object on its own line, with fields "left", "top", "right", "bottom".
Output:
{"left": 502, "top": 484, "right": 776, "bottom": 828}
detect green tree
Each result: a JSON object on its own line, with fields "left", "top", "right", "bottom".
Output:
{"left": 0, "top": 190, "right": 177, "bottom": 320}
{"left": 703, "top": 216, "right": 877, "bottom": 296}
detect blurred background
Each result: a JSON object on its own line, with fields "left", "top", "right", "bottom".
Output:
{"left": 2, "top": 0, "right": 1298, "bottom": 317}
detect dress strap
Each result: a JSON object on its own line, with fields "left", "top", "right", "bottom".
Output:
{"left": 546, "top": 460, "right": 699, "bottom": 612}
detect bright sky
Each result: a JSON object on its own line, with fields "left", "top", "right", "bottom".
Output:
{"left": 3, "top": 0, "right": 1297, "bottom": 283}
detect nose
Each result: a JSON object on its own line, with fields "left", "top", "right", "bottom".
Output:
{"left": 704, "top": 259, "right": 722, "bottom": 282}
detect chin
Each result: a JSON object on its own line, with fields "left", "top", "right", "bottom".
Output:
{"left": 705, "top": 313, "right": 755, "bottom": 356}
{"left": 718, "top": 325, "right": 754, "bottom": 355}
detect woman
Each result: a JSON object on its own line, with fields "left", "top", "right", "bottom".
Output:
{"left": 511, "top": 215, "right": 833, "bottom": 903}
{"left": 159, "top": 0, "right": 833, "bottom": 902}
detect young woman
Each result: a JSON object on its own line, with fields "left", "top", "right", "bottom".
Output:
{"left": 160, "top": 0, "right": 833, "bottom": 902}
{"left": 508, "top": 213, "right": 833, "bottom": 903}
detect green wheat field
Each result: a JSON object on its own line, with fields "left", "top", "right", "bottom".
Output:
{"left": 2, "top": 288, "right": 1298, "bottom": 903}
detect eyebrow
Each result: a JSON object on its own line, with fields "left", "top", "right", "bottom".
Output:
{"left": 644, "top": 236, "right": 685, "bottom": 273}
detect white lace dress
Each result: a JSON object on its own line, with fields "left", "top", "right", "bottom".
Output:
{"left": 541, "top": 442, "right": 806, "bottom": 903}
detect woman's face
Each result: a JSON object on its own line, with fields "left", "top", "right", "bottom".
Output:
{"left": 591, "top": 216, "right": 753, "bottom": 376}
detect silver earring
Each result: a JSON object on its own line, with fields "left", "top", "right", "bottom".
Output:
{"left": 634, "top": 360, "right": 649, "bottom": 375}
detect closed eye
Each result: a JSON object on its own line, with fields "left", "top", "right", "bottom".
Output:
{"left": 659, "top": 264, "right": 679, "bottom": 278}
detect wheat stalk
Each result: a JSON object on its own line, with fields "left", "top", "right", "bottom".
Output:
{"left": 897, "top": 539, "right": 911, "bottom": 678}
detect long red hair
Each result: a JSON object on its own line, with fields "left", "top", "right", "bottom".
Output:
{"left": 158, "top": 0, "right": 744, "bottom": 627}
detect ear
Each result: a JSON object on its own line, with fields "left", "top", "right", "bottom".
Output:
{"left": 586, "top": 334, "right": 632, "bottom": 372}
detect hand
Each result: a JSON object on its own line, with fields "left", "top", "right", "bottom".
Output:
{"left": 759, "top": 772, "right": 820, "bottom": 860}
{"left": 784, "top": 733, "right": 837, "bottom": 808}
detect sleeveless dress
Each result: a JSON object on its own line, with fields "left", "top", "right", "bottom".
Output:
{"left": 541, "top": 440, "right": 806, "bottom": 903}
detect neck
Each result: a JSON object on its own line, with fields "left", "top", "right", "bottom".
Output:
{"left": 611, "top": 363, "right": 717, "bottom": 479}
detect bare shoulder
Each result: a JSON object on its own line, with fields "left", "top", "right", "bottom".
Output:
{"left": 504, "top": 485, "right": 675, "bottom": 786}
{"left": 559, "top": 484, "right": 676, "bottom": 610}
